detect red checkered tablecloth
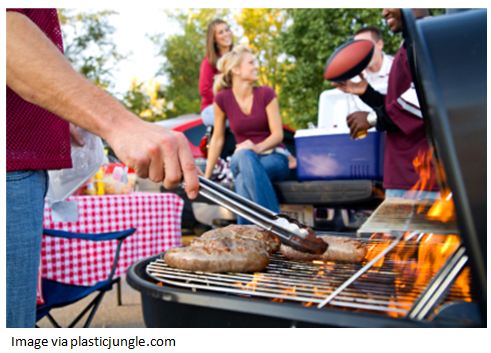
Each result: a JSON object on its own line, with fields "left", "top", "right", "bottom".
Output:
{"left": 41, "top": 192, "right": 183, "bottom": 286}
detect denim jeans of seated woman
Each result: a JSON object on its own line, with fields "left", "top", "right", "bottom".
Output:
{"left": 230, "top": 149, "right": 289, "bottom": 224}
{"left": 6, "top": 170, "right": 48, "bottom": 327}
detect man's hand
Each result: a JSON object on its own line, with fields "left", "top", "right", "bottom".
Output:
{"left": 105, "top": 119, "right": 199, "bottom": 199}
{"left": 347, "top": 111, "right": 370, "bottom": 139}
{"left": 332, "top": 74, "right": 368, "bottom": 96}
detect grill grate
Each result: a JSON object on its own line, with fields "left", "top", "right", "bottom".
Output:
{"left": 146, "top": 237, "right": 473, "bottom": 316}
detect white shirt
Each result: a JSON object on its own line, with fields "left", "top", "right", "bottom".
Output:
{"left": 364, "top": 53, "right": 393, "bottom": 94}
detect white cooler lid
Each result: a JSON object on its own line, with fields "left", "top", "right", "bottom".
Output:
{"left": 294, "top": 128, "right": 345, "bottom": 138}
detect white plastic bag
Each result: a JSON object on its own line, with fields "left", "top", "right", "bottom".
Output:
{"left": 46, "top": 128, "right": 108, "bottom": 205}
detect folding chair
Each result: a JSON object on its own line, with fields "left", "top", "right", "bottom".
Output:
{"left": 36, "top": 228, "right": 137, "bottom": 328}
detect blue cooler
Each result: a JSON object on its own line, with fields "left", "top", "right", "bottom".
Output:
{"left": 294, "top": 129, "right": 384, "bottom": 181}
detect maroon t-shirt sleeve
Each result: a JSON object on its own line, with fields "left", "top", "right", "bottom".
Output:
{"left": 262, "top": 86, "right": 277, "bottom": 106}
{"left": 214, "top": 90, "right": 226, "bottom": 113}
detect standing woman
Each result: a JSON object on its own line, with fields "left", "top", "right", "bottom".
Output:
{"left": 204, "top": 45, "right": 290, "bottom": 224}
{"left": 199, "top": 19, "right": 233, "bottom": 126}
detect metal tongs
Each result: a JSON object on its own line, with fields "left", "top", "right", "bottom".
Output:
{"left": 196, "top": 176, "right": 327, "bottom": 254}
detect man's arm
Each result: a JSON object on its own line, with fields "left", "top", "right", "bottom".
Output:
{"left": 358, "top": 84, "right": 385, "bottom": 108}
{"left": 333, "top": 76, "right": 398, "bottom": 133}
{"left": 6, "top": 12, "right": 198, "bottom": 198}
{"left": 357, "top": 86, "right": 398, "bottom": 132}
{"left": 371, "top": 106, "right": 399, "bottom": 132}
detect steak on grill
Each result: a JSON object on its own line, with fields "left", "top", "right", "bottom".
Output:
{"left": 280, "top": 235, "right": 367, "bottom": 263}
{"left": 164, "top": 225, "right": 278, "bottom": 273}
{"left": 198, "top": 224, "right": 280, "bottom": 254}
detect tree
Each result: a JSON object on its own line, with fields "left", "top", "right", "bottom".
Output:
{"left": 151, "top": 9, "right": 232, "bottom": 118}
{"left": 278, "top": 9, "right": 401, "bottom": 128}
{"left": 121, "top": 78, "right": 167, "bottom": 122}
{"left": 235, "top": 9, "right": 288, "bottom": 91}
{"left": 58, "top": 9, "right": 126, "bottom": 90}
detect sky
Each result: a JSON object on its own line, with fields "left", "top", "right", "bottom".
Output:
{"left": 107, "top": 9, "right": 180, "bottom": 95}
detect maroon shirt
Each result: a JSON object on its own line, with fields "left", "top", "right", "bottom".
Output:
{"left": 198, "top": 57, "right": 218, "bottom": 111}
{"left": 7, "top": 8, "right": 71, "bottom": 172}
{"left": 215, "top": 86, "right": 276, "bottom": 145}
{"left": 383, "top": 46, "right": 437, "bottom": 190}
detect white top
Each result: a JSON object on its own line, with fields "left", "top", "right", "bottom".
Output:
{"left": 364, "top": 52, "right": 393, "bottom": 94}
{"left": 317, "top": 53, "right": 394, "bottom": 134}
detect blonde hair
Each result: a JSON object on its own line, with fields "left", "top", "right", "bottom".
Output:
{"left": 213, "top": 45, "right": 254, "bottom": 94}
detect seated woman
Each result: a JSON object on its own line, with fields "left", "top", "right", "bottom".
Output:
{"left": 204, "top": 45, "right": 290, "bottom": 224}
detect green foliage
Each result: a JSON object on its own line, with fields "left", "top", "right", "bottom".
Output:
{"left": 236, "top": 9, "right": 288, "bottom": 91}
{"left": 58, "top": 9, "right": 126, "bottom": 90}
{"left": 278, "top": 9, "right": 401, "bottom": 128}
{"left": 121, "top": 79, "right": 166, "bottom": 122}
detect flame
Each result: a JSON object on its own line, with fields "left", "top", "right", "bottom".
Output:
{"left": 364, "top": 149, "right": 470, "bottom": 316}
{"left": 364, "top": 233, "right": 395, "bottom": 267}
{"left": 258, "top": 151, "right": 468, "bottom": 313}
{"left": 245, "top": 273, "right": 263, "bottom": 292}
{"left": 409, "top": 149, "right": 436, "bottom": 197}
{"left": 427, "top": 190, "right": 455, "bottom": 222}
{"left": 284, "top": 287, "right": 297, "bottom": 296}
{"left": 272, "top": 286, "right": 297, "bottom": 304}
{"left": 366, "top": 232, "right": 472, "bottom": 316}
{"left": 235, "top": 273, "right": 264, "bottom": 292}
{"left": 407, "top": 149, "right": 456, "bottom": 223}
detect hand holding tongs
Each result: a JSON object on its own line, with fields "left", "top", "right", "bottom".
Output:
{"left": 196, "top": 176, "right": 327, "bottom": 254}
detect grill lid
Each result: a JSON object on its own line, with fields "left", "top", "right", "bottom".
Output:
{"left": 401, "top": 9, "right": 486, "bottom": 320}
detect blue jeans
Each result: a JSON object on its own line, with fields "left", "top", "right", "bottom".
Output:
{"left": 7, "top": 170, "right": 48, "bottom": 328}
{"left": 230, "top": 150, "right": 289, "bottom": 224}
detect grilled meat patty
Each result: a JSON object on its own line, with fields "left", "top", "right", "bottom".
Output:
{"left": 280, "top": 235, "right": 367, "bottom": 263}
{"left": 164, "top": 225, "right": 279, "bottom": 273}
{"left": 198, "top": 224, "right": 280, "bottom": 254}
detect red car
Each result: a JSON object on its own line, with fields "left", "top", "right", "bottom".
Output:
{"left": 154, "top": 114, "right": 208, "bottom": 159}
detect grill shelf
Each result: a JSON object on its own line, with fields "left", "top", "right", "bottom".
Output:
{"left": 146, "top": 237, "right": 473, "bottom": 317}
